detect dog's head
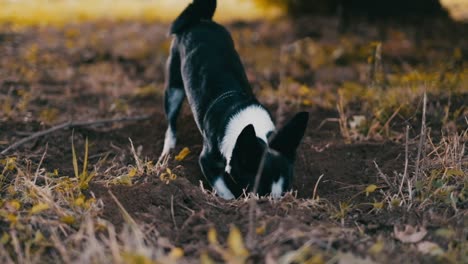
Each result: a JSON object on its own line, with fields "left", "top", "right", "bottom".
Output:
{"left": 229, "top": 112, "right": 309, "bottom": 198}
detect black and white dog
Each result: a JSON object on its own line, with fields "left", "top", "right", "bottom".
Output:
{"left": 159, "top": 0, "right": 309, "bottom": 199}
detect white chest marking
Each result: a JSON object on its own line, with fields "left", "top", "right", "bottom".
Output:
{"left": 213, "top": 177, "right": 235, "bottom": 200}
{"left": 271, "top": 177, "right": 285, "bottom": 199}
{"left": 220, "top": 105, "right": 275, "bottom": 173}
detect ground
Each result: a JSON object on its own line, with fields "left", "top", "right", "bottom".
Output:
{"left": 0, "top": 17, "right": 467, "bottom": 263}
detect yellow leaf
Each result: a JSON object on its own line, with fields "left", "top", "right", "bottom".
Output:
{"left": 390, "top": 198, "right": 401, "bottom": 207}
{"left": 373, "top": 201, "right": 384, "bottom": 210}
{"left": 6, "top": 186, "right": 15, "bottom": 196}
{"left": 446, "top": 169, "right": 464, "bottom": 177}
{"left": 128, "top": 167, "right": 138, "bottom": 177}
{"left": 302, "top": 99, "right": 312, "bottom": 106}
{"left": 417, "top": 241, "right": 444, "bottom": 256}
{"left": 6, "top": 214, "right": 17, "bottom": 224}
{"left": 208, "top": 227, "right": 218, "bottom": 245}
{"left": 115, "top": 175, "right": 132, "bottom": 186}
{"left": 304, "top": 254, "right": 324, "bottom": 264}
{"left": 160, "top": 173, "right": 168, "bottom": 182}
{"left": 365, "top": 184, "right": 378, "bottom": 196}
{"left": 39, "top": 108, "right": 59, "bottom": 124}
{"left": 435, "top": 228, "right": 455, "bottom": 239}
{"left": 169, "top": 247, "right": 184, "bottom": 259}
{"left": 227, "top": 225, "right": 249, "bottom": 256}
{"left": 121, "top": 252, "right": 154, "bottom": 264}
{"left": 74, "top": 196, "right": 85, "bottom": 207}
{"left": 34, "top": 231, "right": 45, "bottom": 243}
{"left": 175, "top": 147, "right": 191, "bottom": 161}
{"left": 299, "top": 85, "right": 310, "bottom": 96}
{"left": 9, "top": 200, "right": 21, "bottom": 211}
{"left": 256, "top": 224, "right": 266, "bottom": 235}
{"left": 369, "top": 240, "right": 384, "bottom": 254}
{"left": 60, "top": 215, "right": 76, "bottom": 225}
{"left": 0, "top": 233, "right": 10, "bottom": 245}
{"left": 3, "top": 157, "right": 16, "bottom": 171}
{"left": 30, "top": 203, "right": 50, "bottom": 215}
{"left": 200, "top": 252, "right": 215, "bottom": 264}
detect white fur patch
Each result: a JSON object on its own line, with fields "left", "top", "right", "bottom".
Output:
{"left": 220, "top": 105, "right": 275, "bottom": 173}
{"left": 161, "top": 128, "right": 176, "bottom": 156}
{"left": 271, "top": 177, "right": 284, "bottom": 199}
{"left": 214, "top": 177, "right": 235, "bottom": 200}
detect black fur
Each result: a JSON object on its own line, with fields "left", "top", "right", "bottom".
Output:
{"left": 162, "top": 0, "right": 309, "bottom": 198}
{"left": 170, "top": 0, "right": 217, "bottom": 34}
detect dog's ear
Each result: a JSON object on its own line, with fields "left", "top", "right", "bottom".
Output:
{"left": 231, "top": 124, "right": 263, "bottom": 171}
{"left": 269, "top": 112, "right": 309, "bottom": 161}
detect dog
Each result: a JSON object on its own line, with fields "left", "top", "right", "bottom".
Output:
{"left": 159, "top": 0, "right": 309, "bottom": 199}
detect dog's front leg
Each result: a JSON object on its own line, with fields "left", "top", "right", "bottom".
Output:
{"left": 199, "top": 148, "right": 235, "bottom": 200}
{"left": 159, "top": 40, "right": 185, "bottom": 161}
{"left": 160, "top": 87, "right": 185, "bottom": 159}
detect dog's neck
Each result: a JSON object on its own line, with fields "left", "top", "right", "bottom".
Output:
{"left": 220, "top": 105, "right": 275, "bottom": 173}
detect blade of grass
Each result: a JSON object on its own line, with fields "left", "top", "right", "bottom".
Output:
{"left": 71, "top": 130, "right": 79, "bottom": 179}
{"left": 82, "top": 137, "right": 89, "bottom": 179}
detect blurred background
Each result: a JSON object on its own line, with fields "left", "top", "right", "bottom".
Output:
{"left": 0, "top": 0, "right": 467, "bottom": 26}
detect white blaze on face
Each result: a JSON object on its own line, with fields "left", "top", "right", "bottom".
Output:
{"left": 271, "top": 177, "right": 284, "bottom": 199}
{"left": 214, "top": 177, "right": 235, "bottom": 200}
{"left": 220, "top": 105, "right": 275, "bottom": 173}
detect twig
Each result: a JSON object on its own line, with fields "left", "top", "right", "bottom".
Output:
{"left": 1, "top": 115, "right": 151, "bottom": 155}
{"left": 374, "top": 161, "right": 394, "bottom": 190}
{"left": 247, "top": 149, "right": 268, "bottom": 249}
{"left": 378, "top": 106, "right": 401, "bottom": 137}
{"left": 312, "top": 174, "right": 324, "bottom": 200}
{"left": 171, "top": 195, "right": 178, "bottom": 231}
{"left": 34, "top": 144, "right": 48, "bottom": 185}
{"left": 316, "top": 118, "right": 340, "bottom": 131}
{"left": 399, "top": 125, "right": 410, "bottom": 200}
{"left": 414, "top": 92, "right": 427, "bottom": 183}
{"left": 128, "top": 138, "right": 143, "bottom": 172}
{"left": 108, "top": 190, "right": 138, "bottom": 228}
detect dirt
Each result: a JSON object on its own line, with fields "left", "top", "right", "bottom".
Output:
{"left": 0, "top": 17, "right": 466, "bottom": 263}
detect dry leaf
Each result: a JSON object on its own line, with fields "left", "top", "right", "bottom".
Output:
{"left": 175, "top": 147, "right": 191, "bottom": 161}
{"left": 169, "top": 247, "right": 184, "bottom": 259}
{"left": 128, "top": 167, "right": 138, "bottom": 177}
{"left": 368, "top": 239, "right": 385, "bottom": 254}
{"left": 394, "top": 225, "right": 427, "bottom": 243}
{"left": 365, "top": 184, "right": 378, "bottom": 196}
{"left": 417, "top": 241, "right": 444, "bottom": 256}
{"left": 208, "top": 227, "right": 218, "bottom": 245}
{"left": 373, "top": 201, "right": 384, "bottom": 210}
{"left": 30, "top": 203, "right": 50, "bottom": 215}
{"left": 227, "top": 225, "right": 249, "bottom": 256}
{"left": 200, "top": 251, "right": 215, "bottom": 264}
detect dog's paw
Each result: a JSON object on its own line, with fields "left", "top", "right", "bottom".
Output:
{"left": 157, "top": 149, "right": 172, "bottom": 164}
{"left": 159, "top": 128, "right": 177, "bottom": 163}
{"left": 213, "top": 178, "right": 235, "bottom": 200}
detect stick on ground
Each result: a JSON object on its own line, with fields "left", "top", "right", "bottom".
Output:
{"left": 1, "top": 115, "right": 151, "bottom": 155}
